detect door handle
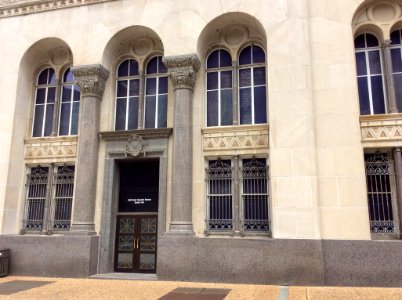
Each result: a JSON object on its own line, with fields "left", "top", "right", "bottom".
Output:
{"left": 136, "top": 238, "right": 139, "bottom": 249}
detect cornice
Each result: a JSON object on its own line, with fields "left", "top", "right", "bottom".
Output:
{"left": 99, "top": 128, "right": 173, "bottom": 141}
{"left": 0, "top": 0, "right": 118, "bottom": 19}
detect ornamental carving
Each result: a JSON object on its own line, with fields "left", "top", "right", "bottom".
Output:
{"left": 0, "top": 0, "right": 117, "bottom": 18}
{"left": 360, "top": 114, "right": 402, "bottom": 146}
{"left": 162, "top": 54, "right": 200, "bottom": 90}
{"left": 126, "top": 135, "right": 146, "bottom": 157}
{"left": 72, "top": 64, "right": 109, "bottom": 99}
{"left": 25, "top": 138, "right": 77, "bottom": 160}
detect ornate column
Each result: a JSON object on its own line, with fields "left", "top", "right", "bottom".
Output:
{"left": 163, "top": 54, "right": 200, "bottom": 235}
{"left": 70, "top": 64, "right": 109, "bottom": 235}
{"left": 382, "top": 40, "right": 398, "bottom": 113}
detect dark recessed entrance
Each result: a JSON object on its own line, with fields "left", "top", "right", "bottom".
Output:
{"left": 114, "top": 159, "right": 159, "bottom": 273}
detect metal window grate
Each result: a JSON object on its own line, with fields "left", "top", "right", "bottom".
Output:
{"left": 365, "top": 152, "right": 395, "bottom": 234}
{"left": 50, "top": 166, "right": 74, "bottom": 231}
{"left": 241, "top": 158, "right": 269, "bottom": 233}
{"left": 23, "top": 167, "right": 49, "bottom": 230}
{"left": 206, "top": 160, "right": 233, "bottom": 232}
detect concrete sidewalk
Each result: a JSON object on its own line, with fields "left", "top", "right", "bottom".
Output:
{"left": 0, "top": 276, "right": 401, "bottom": 300}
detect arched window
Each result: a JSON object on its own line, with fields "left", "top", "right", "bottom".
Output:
{"left": 390, "top": 29, "right": 402, "bottom": 111}
{"left": 238, "top": 45, "right": 267, "bottom": 124}
{"left": 145, "top": 56, "right": 168, "bottom": 128}
{"left": 115, "top": 59, "right": 140, "bottom": 130}
{"left": 59, "top": 68, "right": 80, "bottom": 135}
{"left": 354, "top": 33, "right": 386, "bottom": 115}
{"left": 206, "top": 49, "right": 233, "bottom": 126}
{"left": 32, "top": 68, "right": 57, "bottom": 137}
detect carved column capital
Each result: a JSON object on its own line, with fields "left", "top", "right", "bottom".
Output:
{"left": 162, "top": 54, "right": 200, "bottom": 90}
{"left": 72, "top": 64, "right": 109, "bottom": 99}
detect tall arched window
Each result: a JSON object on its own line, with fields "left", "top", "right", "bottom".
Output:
{"left": 354, "top": 33, "right": 386, "bottom": 115}
{"left": 115, "top": 59, "right": 140, "bottom": 130}
{"left": 238, "top": 45, "right": 267, "bottom": 124}
{"left": 206, "top": 49, "right": 233, "bottom": 127}
{"left": 59, "top": 68, "right": 80, "bottom": 135}
{"left": 390, "top": 29, "right": 402, "bottom": 111}
{"left": 33, "top": 68, "right": 56, "bottom": 137}
{"left": 145, "top": 56, "right": 168, "bottom": 128}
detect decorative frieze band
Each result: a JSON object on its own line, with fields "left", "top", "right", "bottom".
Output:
{"left": 360, "top": 114, "right": 402, "bottom": 146}
{"left": 0, "top": 0, "right": 117, "bottom": 18}
{"left": 72, "top": 64, "right": 109, "bottom": 99}
{"left": 202, "top": 125, "right": 269, "bottom": 152}
{"left": 162, "top": 54, "right": 200, "bottom": 90}
{"left": 24, "top": 137, "right": 78, "bottom": 160}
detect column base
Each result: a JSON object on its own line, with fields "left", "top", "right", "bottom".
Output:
{"left": 69, "top": 222, "right": 97, "bottom": 236}
{"left": 167, "top": 221, "right": 195, "bottom": 236}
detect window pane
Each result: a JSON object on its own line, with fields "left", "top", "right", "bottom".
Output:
{"left": 73, "top": 86, "right": 80, "bottom": 101}
{"left": 239, "top": 88, "right": 252, "bottom": 124}
{"left": 71, "top": 102, "right": 79, "bottom": 135}
{"left": 159, "top": 76, "right": 168, "bottom": 94}
{"left": 252, "top": 46, "right": 265, "bottom": 63}
{"left": 207, "top": 90, "right": 218, "bottom": 126}
{"left": 207, "top": 72, "right": 218, "bottom": 90}
{"left": 118, "top": 60, "right": 129, "bottom": 77}
{"left": 207, "top": 50, "right": 219, "bottom": 69}
{"left": 117, "top": 80, "right": 128, "bottom": 97}
{"left": 391, "top": 30, "right": 401, "bottom": 45}
{"left": 129, "top": 60, "right": 139, "bottom": 76}
{"left": 129, "top": 79, "right": 139, "bottom": 96}
{"left": 253, "top": 67, "right": 266, "bottom": 85}
{"left": 115, "top": 99, "right": 127, "bottom": 130}
{"left": 38, "top": 69, "right": 48, "bottom": 85}
{"left": 221, "top": 70, "right": 232, "bottom": 89}
{"left": 32, "top": 105, "right": 44, "bottom": 137}
{"left": 366, "top": 34, "right": 379, "bottom": 47}
{"left": 147, "top": 57, "right": 158, "bottom": 74}
{"left": 158, "top": 94, "right": 168, "bottom": 128}
{"left": 158, "top": 57, "right": 167, "bottom": 73}
{"left": 145, "top": 96, "right": 156, "bottom": 128}
{"left": 59, "top": 103, "right": 71, "bottom": 136}
{"left": 371, "top": 75, "right": 386, "bottom": 114}
{"left": 254, "top": 86, "right": 267, "bottom": 124}
{"left": 44, "top": 103, "right": 54, "bottom": 136}
{"left": 220, "top": 50, "right": 232, "bottom": 67}
{"left": 47, "top": 87, "right": 56, "bottom": 103}
{"left": 36, "top": 88, "right": 46, "bottom": 104}
{"left": 221, "top": 89, "right": 233, "bottom": 126}
{"left": 48, "top": 69, "right": 56, "bottom": 84}
{"left": 368, "top": 50, "right": 382, "bottom": 75}
{"left": 355, "top": 52, "right": 367, "bottom": 76}
{"left": 239, "top": 46, "right": 252, "bottom": 65}
{"left": 62, "top": 85, "right": 72, "bottom": 102}
{"left": 394, "top": 73, "right": 402, "bottom": 112}
{"left": 146, "top": 78, "right": 156, "bottom": 95}
{"left": 357, "top": 77, "right": 370, "bottom": 115}
{"left": 63, "top": 68, "right": 74, "bottom": 83}
{"left": 354, "top": 34, "right": 365, "bottom": 49}
{"left": 128, "top": 97, "right": 138, "bottom": 130}
{"left": 391, "top": 48, "right": 402, "bottom": 73}
{"left": 239, "top": 68, "right": 251, "bottom": 87}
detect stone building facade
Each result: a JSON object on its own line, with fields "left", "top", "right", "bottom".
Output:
{"left": 0, "top": 0, "right": 401, "bottom": 286}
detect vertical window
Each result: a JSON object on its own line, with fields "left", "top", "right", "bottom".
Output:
{"left": 205, "top": 157, "right": 270, "bottom": 235}
{"left": 365, "top": 152, "right": 395, "bottom": 234}
{"left": 59, "top": 68, "right": 80, "bottom": 135}
{"left": 354, "top": 33, "right": 386, "bottom": 115}
{"left": 390, "top": 29, "right": 402, "bottom": 112}
{"left": 145, "top": 56, "right": 168, "bottom": 128}
{"left": 32, "top": 68, "right": 56, "bottom": 137}
{"left": 115, "top": 59, "right": 140, "bottom": 130}
{"left": 22, "top": 165, "right": 75, "bottom": 232}
{"left": 239, "top": 45, "right": 267, "bottom": 124}
{"left": 206, "top": 49, "right": 233, "bottom": 126}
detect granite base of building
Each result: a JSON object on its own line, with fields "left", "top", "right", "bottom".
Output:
{"left": 0, "top": 235, "right": 99, "bottom": 277}
{"left": 157, "top": 236, "right": 402, "bottom": 287}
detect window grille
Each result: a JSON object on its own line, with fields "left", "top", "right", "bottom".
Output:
{"left": 206, "top": 160, "right": 233, "bottom": 232}
{"left": 241, "top": 158, "right": 269, "bottom": 233}
{"left": 365, "top": 152, "right": 395, "bottom": 234}
{"left": 23, "top": 167, "right": 49, "bottom": 230}
{"left": 50, "top": 166, "right": 75, "bottom": 231}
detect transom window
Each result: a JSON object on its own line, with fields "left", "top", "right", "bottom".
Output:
{"left": 115, "top": 56, "right": 168, "bottom": 131}
{"left": 32, "top": 67, "right": 80, "bottom": 137}
{"left": 206, "top": 157, "right": 270, "bottom": 235}
{"left": 205, "top": 44, "right": 267, "bottom": 127}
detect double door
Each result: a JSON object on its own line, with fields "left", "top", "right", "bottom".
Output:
{"left": 114, "top": 214, "right": 157, "bottom": 273}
